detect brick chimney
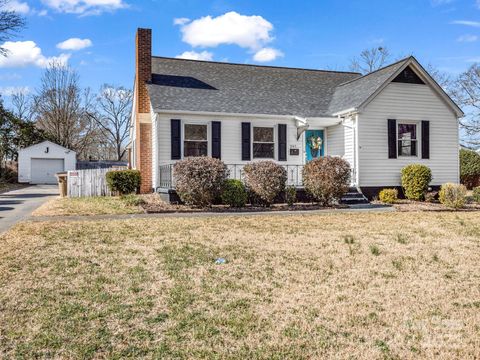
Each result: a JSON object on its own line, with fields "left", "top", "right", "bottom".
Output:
{"left": 135, "top": 28, "right": 152, "bottom": 193}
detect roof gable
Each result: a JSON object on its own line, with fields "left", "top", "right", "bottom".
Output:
{"left": 19, "top": 140, "right": 76, "bottom": 153}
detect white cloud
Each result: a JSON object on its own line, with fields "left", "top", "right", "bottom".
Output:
{"left": 451, "top": 20, "right": 480, "bottom": 27}
{"left": 41, "top": 0, "right": 128, "bottom": 15}
{"left": 173, "top": 17, "right": 190, "bottom": 25}
{"left": 253, "top": 47, "right": 283, "bottom": 62}
{"left": 57, "top": 38, "right": 92, "bottom": 50}
{"left": 0, "top": 41, "right": 70, "bottom": 68}
{"left": 175, "top": 50, "right": 213, "bottom": 61}
{"left": 457, "top": 34, "right": 478, "bottom": 42}
{"left": 3, "top": 0, "right": 30, "bottom": 14}
{"left": 0, "top": 86, "right": 30, "bottom": 96}
{"left": 179, "top": 11, "right": 274, "bottom": 51}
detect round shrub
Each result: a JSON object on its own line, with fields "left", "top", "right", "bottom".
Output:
{"left": 303, "top": 156, "right": 350, "bottom": 206}
{"left": 243, "top": 161, "right": 287, "bottom": 206}
{"left": 460, "top": 149, "right": 480, "bottom": 189}
{"left": 378, "top": 188, "right": 398, "bottom": 204}
{"left": 221, "top": 179, "right": 248, "bottom": 208}
{"left": 106, "top": 169, "right": 141, "bottom": 195}
{"left": 285, "top": 185, "right": 297, "bottom": 206}
{"left": 439, "top": 183, "right": 467, "bottom": 209}
{"left": 173, "top": 157, "right": 228, "bottom": 207}
{"left": 472, "top": 186, "right": 480, "bottom": 203}
{"left": 401, "top": 164, "right": 432, "bottom": 201}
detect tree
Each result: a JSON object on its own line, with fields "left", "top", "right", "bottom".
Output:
{"left": 0, "top": 0, "right": 26, "bottom": 56}
{"left": 11, "top": 91, "right": 34, "bottom": 122}
{"left": 350, "top": 47, "right": 391, "bottom": 74}
{"left": 33, "top": 61, "right": 97, "bottom": 158}
{"left": 87, "top": 85, "right": 132, "bottom": 161}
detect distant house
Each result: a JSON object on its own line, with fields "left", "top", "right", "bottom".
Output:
{"left": 129, "top": 28, "right": 463, "bottom": 200}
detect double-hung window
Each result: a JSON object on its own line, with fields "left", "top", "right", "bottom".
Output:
{"left": 398, "top": 123, "right": 417, "bottom": 157}
{"left": 184, "top": 124, "right": 208, "bottom": 157}
{"left": 253, "top": 126, "right": 274, "bottom": 159}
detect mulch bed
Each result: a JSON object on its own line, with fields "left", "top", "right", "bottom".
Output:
{"left": 372, "top": 199, "right": 480, "bottom": 212}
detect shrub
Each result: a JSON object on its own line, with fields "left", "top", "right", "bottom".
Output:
{"left": 243, "top": 161, "right": 287, "bottom": 206}
{"left": 473, "top": 187, "right": 480, "bottom": 203}
{"left": 173, "top": 157, "right": 228, "bottom": 207}
{"left": 106, "top": 170, "right": 141, "bottom": 195}
{"left": 221, "top": 179, "right": 248, "bottom": 208}
{"left": 460, "top": 149, "right": 480, "bottom": 189}
{"left": 303, "top": 156, "right": 350, "bottom": 206}
{"left": 424, "top": 191, "right": 438, "bottom": 203}
{"left": 285, "top": 185, "right": 297, "bottom": 206}
{"left": 439, "top": 183, "right": 467, "bottom": 209}
{"left": 378, "top": 188, "right": 398, "bottom": 204}
{"left": 401, "top": 164, "right": 432, "bottom": 201}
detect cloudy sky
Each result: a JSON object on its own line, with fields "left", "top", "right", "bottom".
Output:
{"left": 0, "top": 0, "right": 479, "bottom": 100}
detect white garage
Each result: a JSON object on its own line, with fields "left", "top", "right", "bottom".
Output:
{"left": 18, "top": 141, "right": 76, "bottom": 184}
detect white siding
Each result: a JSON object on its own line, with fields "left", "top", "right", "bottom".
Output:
{"left": 358, "top": 82, "right": 459, "bottom": 187}
{"left": 343, "top": 118, "right": 355, "bottom": 168}
{"left": 326, "top": 124, "right": 344, "bottom": 157}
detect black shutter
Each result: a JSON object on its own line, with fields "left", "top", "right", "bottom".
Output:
{"left": 171, "top": 119, "right": 181, "bottom": 160}
{"left": 278, "top": 124, "right": 287, "bottom": 161}
{"left": 211, "top": 121, "right": 221, "bottom": 159}
{"left": 421, "top": 120, "right": 430, "bottom": 159}
{"left": 388, "top": 119, "right": 397, "bottom": 159}
{"left": 241, "top": 122, "right": 251, "bottom": 161}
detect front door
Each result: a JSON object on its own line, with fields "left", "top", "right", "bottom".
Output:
{"left": 305, "top": 130, "right": 324, "bottom": 161}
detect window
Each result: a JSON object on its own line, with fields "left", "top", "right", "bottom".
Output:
{"left": 398, "top": 123, "right": 417, "bottom": 156}
{"left": 253, "top": 126, "right": 274, "bottom": 158}
{"left": 184, "top": 124, "right": 208, "bottom": 157}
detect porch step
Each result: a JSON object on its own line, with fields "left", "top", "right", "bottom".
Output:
{"left": 341, "top": 187, "right": 369, "bottom": 205}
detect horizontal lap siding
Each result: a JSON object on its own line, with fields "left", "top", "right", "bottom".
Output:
{"left": 358, "top": 83, "right": 459, "bottom": 187}
{"left": 343, "top": 119, "right": 355, "bottom": 168}
{"left": 326, "top": 124, "right": 344, "bottom": 157}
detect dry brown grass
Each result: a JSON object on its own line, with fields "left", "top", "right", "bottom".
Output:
{"left": 1, "top": 211, "right": 480, "bottom": 358}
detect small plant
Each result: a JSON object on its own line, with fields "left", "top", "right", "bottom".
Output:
{"left": 343, "top": 235, "right": 355, "bottom": 244}
{"left": 395, "top": 233, "right": 409, "bottom": 244}
{"left": 221, "top": 179, "right": 248, "bottom": 208}
{"left": 424, "top": 191, "right": 438, "bottom": 203}
{"left": 401, "top": 164, "right": 432, "bottom": 201}
{"left": 121, "top": 194, "right": 145, "bottom": 207}
{"left": 243, "top": 161, "right": 287, "bottom": 206}
{"left": 106, "top": 170, "right": 141, "bottom": 195}
{"left": 285, "top": 185, "right": 297, "bottom": 206}
{"left": 378, "top": 188, "right": 398, "bottom": 204}
{"left": 439, "top": 183, "right": 467, "bottom": 209}
{"left": 473, "top": 186, "right": 480, "bottom": 203}
{"left": 370, "top": 244, "right": 380, "bottom": 256}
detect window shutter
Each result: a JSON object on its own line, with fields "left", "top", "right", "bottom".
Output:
{"left": 278, "top": 124, "right": 287, "bottom": 161}
{"left": 388, "top": 119, "right": 397, "bottom": 159}
{"left": 211, "top": 121, "right": 221, "bottom": 159}
{"left": 421, "top": 120, "right": 430, "bottom": 159}
{"left": 171, "top": 119, "right": 181, "bottom": 160}
{"left": 241, "top": 122, "right": 251, "bottom": 161}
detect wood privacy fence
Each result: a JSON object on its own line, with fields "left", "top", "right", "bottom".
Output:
{"left": 67, "top": 168, "right": 117, "bottom": 197}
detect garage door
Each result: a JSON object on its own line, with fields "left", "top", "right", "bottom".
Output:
{"left": 30, "top": 158, "right": 65, "bottom": 184}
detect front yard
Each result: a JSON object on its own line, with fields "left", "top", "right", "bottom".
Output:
{"left": 1, "top": 211, "right": 480, "bottom": 358}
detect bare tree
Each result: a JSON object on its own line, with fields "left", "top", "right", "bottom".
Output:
{"left": 87, "top": 85, "right": 132, "bottom": 161}
{"left": 0, "top": 0, "right": 26, "bottom": 56}
{"left": 350, "top": 47, "right": 391, "bottom": 74}
{"left": 11, "top": 91, "right": 34, "bottom": 121}
{"left": 33, "top": 61, "right": 97, "bottom": 158}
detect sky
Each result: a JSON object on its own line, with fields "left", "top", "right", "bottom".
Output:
{"left": 0, "top": 0, "right": 479, "bottom": 103}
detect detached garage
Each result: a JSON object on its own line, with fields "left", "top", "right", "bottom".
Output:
{"left": 18, "top": 141, "right": 76, "bottom": 184}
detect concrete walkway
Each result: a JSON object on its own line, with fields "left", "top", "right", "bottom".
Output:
{"left": 29, "top": 203, "right": 395, "bottom": 224}
{"left": 0, "top": 185, "right": 59, "bottom": 233}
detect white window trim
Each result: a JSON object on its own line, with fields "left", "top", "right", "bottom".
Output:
{"left": 252, "top": 125, "right": 276, "bottom": 160}
{"left": 397, "top": 120, "right": 420, "bottom": 158}
{"left": 182, "top": 121, "right": 210, "bottom": 158}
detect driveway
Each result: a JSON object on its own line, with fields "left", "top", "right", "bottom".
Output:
{"left": 0, "top": 185, "right": 58, "bottom": 233}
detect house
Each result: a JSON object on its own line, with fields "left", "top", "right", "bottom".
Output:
{"left": 129, "top": 28, "right": 463, "bottom": 200}
{"left": 18, "top": 141, "right": 76, "bottom": 184}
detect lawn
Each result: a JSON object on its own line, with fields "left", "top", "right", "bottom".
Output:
{"left": 1, "top": 212, "right": 480, "bottom": 358}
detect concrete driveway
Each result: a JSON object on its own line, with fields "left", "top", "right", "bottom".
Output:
{"left": 0, "top": 185, "right": 58, "bottom": 233}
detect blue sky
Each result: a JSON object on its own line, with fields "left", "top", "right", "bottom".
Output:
{"left": 0, "top": 0, "right": 479, "bottom": 102}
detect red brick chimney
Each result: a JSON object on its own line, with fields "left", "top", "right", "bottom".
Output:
{"left": 135, "top": 28, "right": 152, "bottom": 193}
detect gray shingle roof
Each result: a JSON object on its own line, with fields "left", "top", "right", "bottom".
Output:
{"left": 147, "top": 57, "right": 361, "bottom": 117}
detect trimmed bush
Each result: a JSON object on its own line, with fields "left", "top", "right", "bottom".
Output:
{"left": 303, "top": 156, "right": 350, "bottom": 206}
{"left": 106, "top": 170, "right": 141, "bottom": 195}
{"left": 439, "top": 183, "right": 467, "bottom": 209}
{"left": 221, "top": 179, "right": 248, "bottom": 208}
{"left": 379, "top": 188, "right": 398, "bottom": 204}
{"left": 243, "top": 161, "right": 287, "bottom": 206}
{"left": 285, "top": 185, "right": 297, "bottom": 206}
{"left": 401, "top": 164, "right": 432, "bottom": 201}
{"left": 472, "top": 186, "right": 480, "bottom": 203}
{"left": 173, "top": 157, "right": 228, "bottom": 207}
{"left": 460, "top": 149, "right": 480, "bottom": 189}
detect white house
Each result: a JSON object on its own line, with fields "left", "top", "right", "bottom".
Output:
{"left": 18, "top": 141, "right": 76, "bottom": 184}
{"left": 129, "top": 28, "right": 463, "bottom": 200}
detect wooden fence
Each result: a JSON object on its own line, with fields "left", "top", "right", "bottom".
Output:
{"left": 67, "top": 168, "right": 115, "bottom": 198}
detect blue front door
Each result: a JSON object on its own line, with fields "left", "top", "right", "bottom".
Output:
{"left": 305, "top": 130, "right": 324, "bottom": 161}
